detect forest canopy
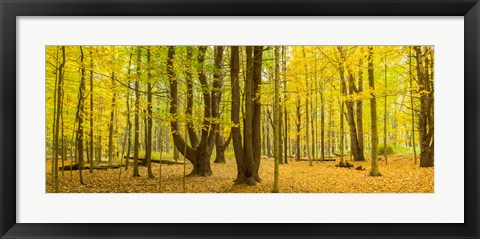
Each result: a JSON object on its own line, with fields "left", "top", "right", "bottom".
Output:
{"left": 46, "top": 46, "right": 434, "bottom": 193}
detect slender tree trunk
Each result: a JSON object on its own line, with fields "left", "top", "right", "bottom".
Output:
{"left": 273, "top": 46, "right": 281, "bottom": 193}
{"left": 185, "top": 47, "right": 199, "bottom": 148}
{"left": 409, "top": 47, "right": 417, "bottom": 164}
{"left": 282, "top": 47, "right": 289, "bottom": 164}
{"left": 266, "top": 109, "right": 271, "bottom": 157}
{"left": 108, "top": 48, "right": 116, "bottom": 164}
{"left": 368, "top": 47, "right": 381, "bottom": 176}
{"left": 296, "top": 98, "right": 301, "bottom": 161}
{"left": 133, "top": 47, "right": 141, "bottom": 177}
{"left": 302, "top": 47, "right": 312, "bottom": 166}
{"left": 146, "top": 46, "right": 154, "bottom": 178}
{"left": 53, "top": 46, "right": 65, "bottom": 192}
{"left": 384, "top": 54, "right": 388, "bottom": 164}
{"left": 356, "top": 57, "right": 364, "bottom": 159}
{"left": 125, "top": 52, "right": 133, "bottom": 171}
{"left": 320, "top": 85, "right": 325, "bottom": 161}
{"left": 77, "top": 46, "right": 86, "bottom": 184}
{"left": 89, "top": 48, "right": 94, "bottom": 173}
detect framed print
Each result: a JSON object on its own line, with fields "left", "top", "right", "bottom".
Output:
{"left": 1, "top": 0, "right": 479, "bottom": 238}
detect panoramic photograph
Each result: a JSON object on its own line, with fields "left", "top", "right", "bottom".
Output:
{"left": 45, "top": 46, "right": 434, "bottom": 193}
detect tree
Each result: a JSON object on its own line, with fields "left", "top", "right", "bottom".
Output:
{"left": 167, "top": 46, "right": 223, "bottom": 176}
{"left": 302, "top": 47, "right": 312, "bottom": 166}
{"left": 76, "top": 46, "right": 86, "bottom": 184}
{"left": 368, "top": 47, "right": 381, "bottom": 176}
{"left": 133, "top": 46, "right": 141, "bottom": 177}
{"left": 145, "top": 46, "right": 154, "bottom": 178}
{"left": 273, "top": 46, "right": 281, "bottom": 192}
{"left": 337, "top": 46, "right": 365, "bottom": 162}
{"left": 89, "top": 48, "right": 94, "bottom": 173}
{"left": 108, "top": 47, "right": 116, "bottom": 164}
{"left": 414, "top": 46, "right": 434, "bottom": 167}
{"left": 52, "top": 46, "right": 66, "bottom": 192}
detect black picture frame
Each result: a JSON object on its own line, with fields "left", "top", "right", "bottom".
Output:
{"left": 1, "top": 0, "right": 478, "bottom": 238}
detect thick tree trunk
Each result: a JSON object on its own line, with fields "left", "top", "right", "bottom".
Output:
{"left": 214, "top": 130, "right": 231, "bottom": 164}
{"left": 240, "top": 46, "right": 257, "bottom": 185}
{"left": 231, "top": 46, "right": 250, "bottom": 184}
{"left": 338, "top": 46, "right": 365, "bottom": 161}
{"left": 414, "top": 46, "right": 434, "bottom": 167}
{"left": 167, "top": 46, "right": 220, "bottom": 177}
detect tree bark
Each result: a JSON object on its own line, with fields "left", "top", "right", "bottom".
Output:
{"left": 302, "top": 47, "right": 312, "bottom": 166}
{"left": 167, "top": 46, "right": 221, "bottom": 177}
{"left": 133, "top": 47, "right": 141, "bottom": 177}
{"left": 76, "top": 46, "right": 86, "bottom": 184}
{"left": 89, "top": 48, "right": 94, "bottom": 173}
{"left": 414, "top": 46, "right": 434, "bottom": 167}
{"left": 282, "top": 47, "right": 289, "bottom": 164}
{"left": 252, "top": 46, "right": 263, "bottom": 181}
{"left": 53, "top": 46, "right": 65, "bottom": 192}
{"left": 368, "top": 47, "right": 381, "bottom": 176}
{"left": 146, "top": 46, "right": 154, "bottom": 178}
{"left": 231, "top": 46, "right": 251, "bottom": 184}
{"left": 240, "top": 46, "right": 257, "bottom": 185}
{"left": 273, "top": 46, "right": 281, "bottom": 192}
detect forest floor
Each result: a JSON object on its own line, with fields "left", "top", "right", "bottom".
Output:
{"left": 46, "top": 154, "right": 433, "bottom": 193}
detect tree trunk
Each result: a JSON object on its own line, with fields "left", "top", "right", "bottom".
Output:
{"left": 296, "top": 98, "right": 301, "bottom": 161}
{"left": 384, "top": 54, "right": 388, "bottom": 164}
{"left": 53, "top": 46, "right": 65, "bottom": 192}
{"left": 273, "top": 46, "right": 281, "bottom": 192}
{"left": 356, "top": 57, "right": 364, "bottom": 159}
{"left": 302, "top": 47, "right": 312, "bottom": 166}
{"left": 338, "top": 46, "right": 364, "bottom": 161}
{"left": 133, "top": 47, "right": 141, "bottom": 177}
{"left": 77, "top": 46, "right": 86, "bottom": 184}
{"left": 108, "top": 63, "right": 116, "bottom": 164}
{"left": 282, "top": 47, "right": 289, "bottom": 164}
{"left": 167, "top": 46, "right": 219, "bottom": 177}
{"left": 409, "top": 47, "right": 417, "bottom": 164}
{"left": 231, "top": 46, "right": 251, "bottom": 184}
{"left": 241, "top": 46, "right": 257, "bottom": 184}
{"left": 185, "top": 47, "right": 199, "bottom": 148}
{"left": 414, "top": 46, "right": 434, "bottom": 167}
{"left": 125, "top": 52, "right": 133, "bottom": 171}
{"left": 252, "top": 46, "right": 263, "bottom": 181}
{"left": 89, "top": 48, "right": 94, "bottom": 173}
{"left": 368, "top": 47, "right": 381, "bottom": 176}
{"left": 146, "top": 46, "right": 154, "bottom": 178}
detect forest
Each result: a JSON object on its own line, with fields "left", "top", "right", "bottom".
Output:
{"left": 46, "top": 46, "right": 434, "bottom": 193}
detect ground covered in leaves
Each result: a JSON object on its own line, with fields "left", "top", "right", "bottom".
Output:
{"left": 46, "top": 154, "right": 433, "bottom": 193}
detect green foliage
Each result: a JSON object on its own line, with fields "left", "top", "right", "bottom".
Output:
{"left": 378, "top": 143, "right": 395, "bottom": 155}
